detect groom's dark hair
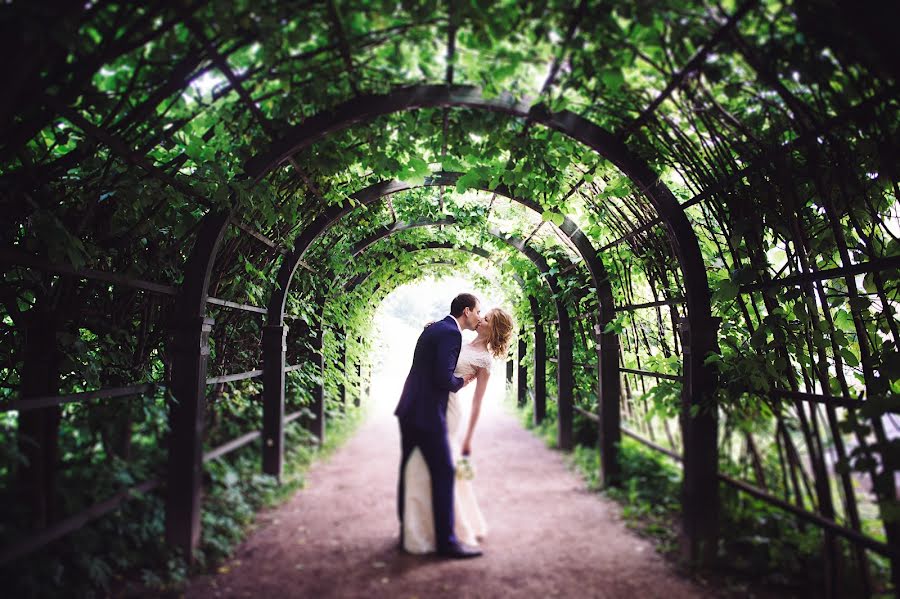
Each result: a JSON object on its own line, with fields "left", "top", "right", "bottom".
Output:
{"left": 450, "top": 293, "right": 479, "bottom": 317}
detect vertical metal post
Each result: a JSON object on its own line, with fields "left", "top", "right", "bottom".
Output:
{"left": 164, "top": 210, "right": 230, "bottom": 562}
{"left": 355, "top": 335, "right": 363, "bottom": 407}
{"left": 165, "top": 315, "right": 213, "bottom": 557}
{"left": 596, "top": 323, "right": 622, "bottom": 487}
{"left": 262, "top": 324, "right": 287, "bottom": 479}
{"left": 18, "top": 308, "right": 61, "bottom": 531}
{"left": 533, "top": 319, "right": 546, "bottom": 426}
{"left": 557, "top": 310, "right": 574, "bottom": 451}
{"left": 517, "top": 330, "right": 527, "bottom": 407}
{"left": 338, "top": 328, "right": 348, "bottom": 407}
{"left": 310, "top": 312, "right": 325, "bottom": 444}
{"left": 506, "top": 357, "right": 513, "bottom": 385}
{"left": 678, "top": 316, "right": 720, "bottom": 565}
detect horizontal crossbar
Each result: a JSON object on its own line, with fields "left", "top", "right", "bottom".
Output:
{"left": 619, "top": 367, "right": 682, "bottom": 381}
{"left": 0, "top": 477, "right": 160, "bottom": 565}
{"left": 207, "top": 297, "right": 267, "bottom": 314}
{"left": 206, "top": 369, "right": 264, "bottom": 385}
{"left": 0, "top": 383, "right": 158, "bottom": 412}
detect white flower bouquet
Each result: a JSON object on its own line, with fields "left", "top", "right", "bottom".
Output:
{"left": 455, "top": 456, "right": 476, "bottom": 481}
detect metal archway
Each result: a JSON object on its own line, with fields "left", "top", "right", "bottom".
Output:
{"left": 335, "top": 245, "right": 543, "bottom": 417}
{"left": 287, "top": 229, "right": 575, "bottom": 462}
{"left": 170, "top": 87, "right": 718, "bottom": 560}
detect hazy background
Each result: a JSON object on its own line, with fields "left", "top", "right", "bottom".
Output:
{"left": 368, "top": 276, "right": 512, "bottom": 418}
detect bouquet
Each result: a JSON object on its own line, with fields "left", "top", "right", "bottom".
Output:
{"left": 455, "top": 456, "right": 476, "bottom": 481}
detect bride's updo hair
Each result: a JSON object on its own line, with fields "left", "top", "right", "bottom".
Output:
{"left": 486, "top": 308, "right": 515, "bottom": 359}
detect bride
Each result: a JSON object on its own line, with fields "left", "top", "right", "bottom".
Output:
{"left": 401, "top": 307, "right": 515, "bottom": 553}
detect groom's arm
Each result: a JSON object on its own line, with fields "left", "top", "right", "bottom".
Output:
{"left": 433, "top": 329, "right": 465, "bottom": 393}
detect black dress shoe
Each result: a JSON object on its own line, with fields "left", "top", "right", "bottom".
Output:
{"left": 437, "top": 543, "right": 483, "bottom": 559}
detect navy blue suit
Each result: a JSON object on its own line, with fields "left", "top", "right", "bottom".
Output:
{"left": 395, "top": 315, "right": 465, "bottom": 550}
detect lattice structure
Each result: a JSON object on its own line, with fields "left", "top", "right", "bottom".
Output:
{"left": 1, "top": 1, "right": 898, "bottom": 596}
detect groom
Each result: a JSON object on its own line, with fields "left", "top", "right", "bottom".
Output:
{"left": 395, "top": 293, "right": 483, "bottom": 558}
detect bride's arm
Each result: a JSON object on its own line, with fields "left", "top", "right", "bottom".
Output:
{"left": 461, "top": 368, "right": 490, "bottom": 456}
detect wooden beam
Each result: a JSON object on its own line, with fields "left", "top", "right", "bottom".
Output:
{"left": 1, "top": 383, "right": 157, "bottom": 413}
{"left": 203, "top": 430, "right": 262, "bottom": 463}
{"left": 262, "top": 324, "right": 287, "bottom": 479}
{"left": 207, "top": 297, "right": 267, "bottom": 314}
{"left": 0, "top": 478, "right": 160, "bottom": 565}
{"left": 205, "top": 369, "right": 263, "bottom": 385}
{"left": 619, "top": 367, "right": 682, "bottom": 381}
{"left": 741, "top": 256, "right": 900, "bottom": 293}
{"left": 0, "top": 247, "right": 177, "bottom": 296}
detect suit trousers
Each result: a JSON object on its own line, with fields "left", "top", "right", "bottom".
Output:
{"left": 397, "top": 418, "right": 458, "bottom": 551}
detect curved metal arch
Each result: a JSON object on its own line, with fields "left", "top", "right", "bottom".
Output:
{"left": 348, "top": 216, "right": 581, "bottom": 272}
{"left": 342, "top": 239, "right": 552, "bottom": 304}
{"left": 243, "top": 89, "right": 716, "bottom": 524}
{"left": 172, "top": 86, "right": 718, "bottom": 558}
{"left": 249, "top": 171, "right": 617, "bottom": 484}
{"left": 242, "top": 85, "right": 710, "bottom": 332}
{"left": 338, "top": 244, "right": 494, "bottom": 296}
{"left": 266, "top": 171, "right": 609, "bottom": 325}
{"left": 261, "top": 172, "right": 614, "bottom": 463}
{"left": 341, "top": 245, "right": 507, "bottom": 299}
{"left": 319, "top": 226, "right": 575, "bottom": 449}
{"left": 335, "top": 243, "right": 545, "bottom": 419}
{"left": 339, "top": 255, "right": 469, "bottom": 311}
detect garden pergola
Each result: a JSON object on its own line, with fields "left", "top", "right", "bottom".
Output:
{"left": 1, "top": 1, "right": 898, "bottom": 596}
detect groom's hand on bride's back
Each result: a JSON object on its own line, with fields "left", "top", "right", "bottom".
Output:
{"left": 462, "top": 374, "right": 476, "bottom": 387}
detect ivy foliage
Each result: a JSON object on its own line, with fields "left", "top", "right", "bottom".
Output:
{"left": 1, "top": 0, "right": 898, "bottom": 595}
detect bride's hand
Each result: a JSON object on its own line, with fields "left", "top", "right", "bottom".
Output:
{"left": 461, "top": 438, "right": 472, "bottom": 456}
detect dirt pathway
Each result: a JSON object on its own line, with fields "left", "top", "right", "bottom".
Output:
{"left": 185, "top": 389, "right": 715, "bottom": 599}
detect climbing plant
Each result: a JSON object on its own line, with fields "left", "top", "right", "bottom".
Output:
{"left": 1, "top": 0, "right": 898, "bottom": 596}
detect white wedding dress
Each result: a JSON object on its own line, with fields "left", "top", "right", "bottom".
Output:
{"left": 402, "top": 343, "right": 493, "bottom": 553}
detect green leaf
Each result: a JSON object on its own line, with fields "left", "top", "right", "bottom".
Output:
{"left": 715, "top": 279, "right": 739, "bottom": 303}
{"left": 840, "top": 348, "right": 859, "bottom": 368}
{"left": 541, "top": 210, "right": 565, "bottom": 226}
{"left": 455, "top": 170, "right": 485, "bottom": 193}
{"left": 603, "top": 316, "right": 625, "bottom": 334}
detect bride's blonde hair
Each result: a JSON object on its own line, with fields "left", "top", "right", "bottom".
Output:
{"left": 486, "top": 308, "right": 515, "bottom": 359}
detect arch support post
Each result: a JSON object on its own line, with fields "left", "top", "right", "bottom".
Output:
{"left": 310, "top": 307, "right": 325, "bottom": 444}
{"left": 505, "top": 358, "right": 513, "bottom": 385}
{"left": 557, "top": 315, "right": 574, "bottom": 451}
{"left": 262, "top": 324, "right": 287, "bottom": 480}
{"left": 164, "top": 210, "right": 230, "bottom": 562}
{"left": 533, "top": 319, "right": 547, "bottom": 426}
{"left": 517, "top": 330, "right": 527, "bottom": 407}
{"left": 165, "top": 315, "right": 213, "bottom": 559}
{"left": 596, "top": 326, "right": 622, "bottom": 487}
{"left": 355, "top": 335, "right": 363, "bottom": 407}
{"left": 18, "top": 307, "right": 62, "bottom": 531}
{"left": 678, "top": 315, "right": 720, "bottom": 566}
{"left": 338, "top": 327, "right": 348, "bottom": 408}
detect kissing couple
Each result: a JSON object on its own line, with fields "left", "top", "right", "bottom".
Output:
{"left": 394, "top": 293, "right": 514, "bottom": 558}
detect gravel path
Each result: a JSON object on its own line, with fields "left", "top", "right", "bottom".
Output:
{"left": 184, "top": 387, "right": 715, "bottom": 599}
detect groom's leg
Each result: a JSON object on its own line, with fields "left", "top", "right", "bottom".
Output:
{"left": 415, "top": 427, "right": 458, "bottom": 551}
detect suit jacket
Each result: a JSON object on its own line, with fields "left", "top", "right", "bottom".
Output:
{"left": 394, "top": 315, "right": 465, "bottom": 431}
